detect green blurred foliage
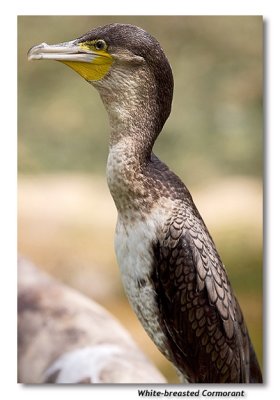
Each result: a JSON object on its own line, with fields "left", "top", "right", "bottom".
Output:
{"left": 18, "top": 16, "right": 262, "bottom": 184}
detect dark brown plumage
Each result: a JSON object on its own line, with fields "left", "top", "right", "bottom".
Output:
{"left": 153, "top": 204, "right": 257, "bottom": 382}
{"left": 28, "top": 23, "right": 262, "bottom": 383}
{"left": 143, "top": 153, "right": 262, "bottom": 382}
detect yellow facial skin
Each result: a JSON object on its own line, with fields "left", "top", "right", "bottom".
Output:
{"left": 61, "top": 41, "right": 113, "bottom": 81}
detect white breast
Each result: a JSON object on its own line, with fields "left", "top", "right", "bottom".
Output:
{"left": 115, "top": 205, "right": 173, "bottom": 360}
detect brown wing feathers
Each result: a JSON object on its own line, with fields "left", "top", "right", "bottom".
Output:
{"left": 153, "top": 205, "right": 256, "bottom": 382}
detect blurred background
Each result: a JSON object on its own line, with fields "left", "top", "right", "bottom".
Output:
{"left": 18, "top": 16, "right": 263, "bottom": 382}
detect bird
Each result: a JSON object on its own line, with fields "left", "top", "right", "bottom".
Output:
{"left": 18, "top": 257, "right": 166, "bottom": 384}
{"left": 28, "top": 23, "right": 263, "bottom": 383}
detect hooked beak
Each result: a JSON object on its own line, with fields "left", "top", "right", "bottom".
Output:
{"left": 28, "top": 41, "right": 97, "bottom": 63}
{"left": 27, "top": 40, "right": 113, "bottom": 81}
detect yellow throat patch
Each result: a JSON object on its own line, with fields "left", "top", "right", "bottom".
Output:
{"left": 61, "top": 44, "right": 113, "bottom": 81}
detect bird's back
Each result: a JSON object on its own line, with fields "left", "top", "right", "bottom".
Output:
{"left": 146, "top": 155, "right": 262, "bottom": 382}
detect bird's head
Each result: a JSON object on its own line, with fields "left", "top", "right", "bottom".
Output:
{"left": 28, "top": 23, "right": 174, "bottom": 139}
{"left": 28, "top": 23, "right": 171, "bottom": 82}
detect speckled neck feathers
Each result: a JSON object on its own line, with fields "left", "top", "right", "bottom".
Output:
{"left": 90, "top": 29, "right": 174, "bottom": 215}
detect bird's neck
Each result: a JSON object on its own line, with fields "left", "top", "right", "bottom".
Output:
{"left": 96, "top": 63, "right": 160, "bottom": 155}
{"left": 93, "top": 63, "right": 172, "bottom": 215}
{"left": 106, "top": 134, "right": 154, "bottom": 216}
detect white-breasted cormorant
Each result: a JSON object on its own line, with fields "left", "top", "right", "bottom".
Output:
{"left": 28, "top": 23, "right": 262, "bottom": 383}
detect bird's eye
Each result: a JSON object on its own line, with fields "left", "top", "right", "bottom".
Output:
{"left": 95, "top": 39, "right": 107, "bottom": 51}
